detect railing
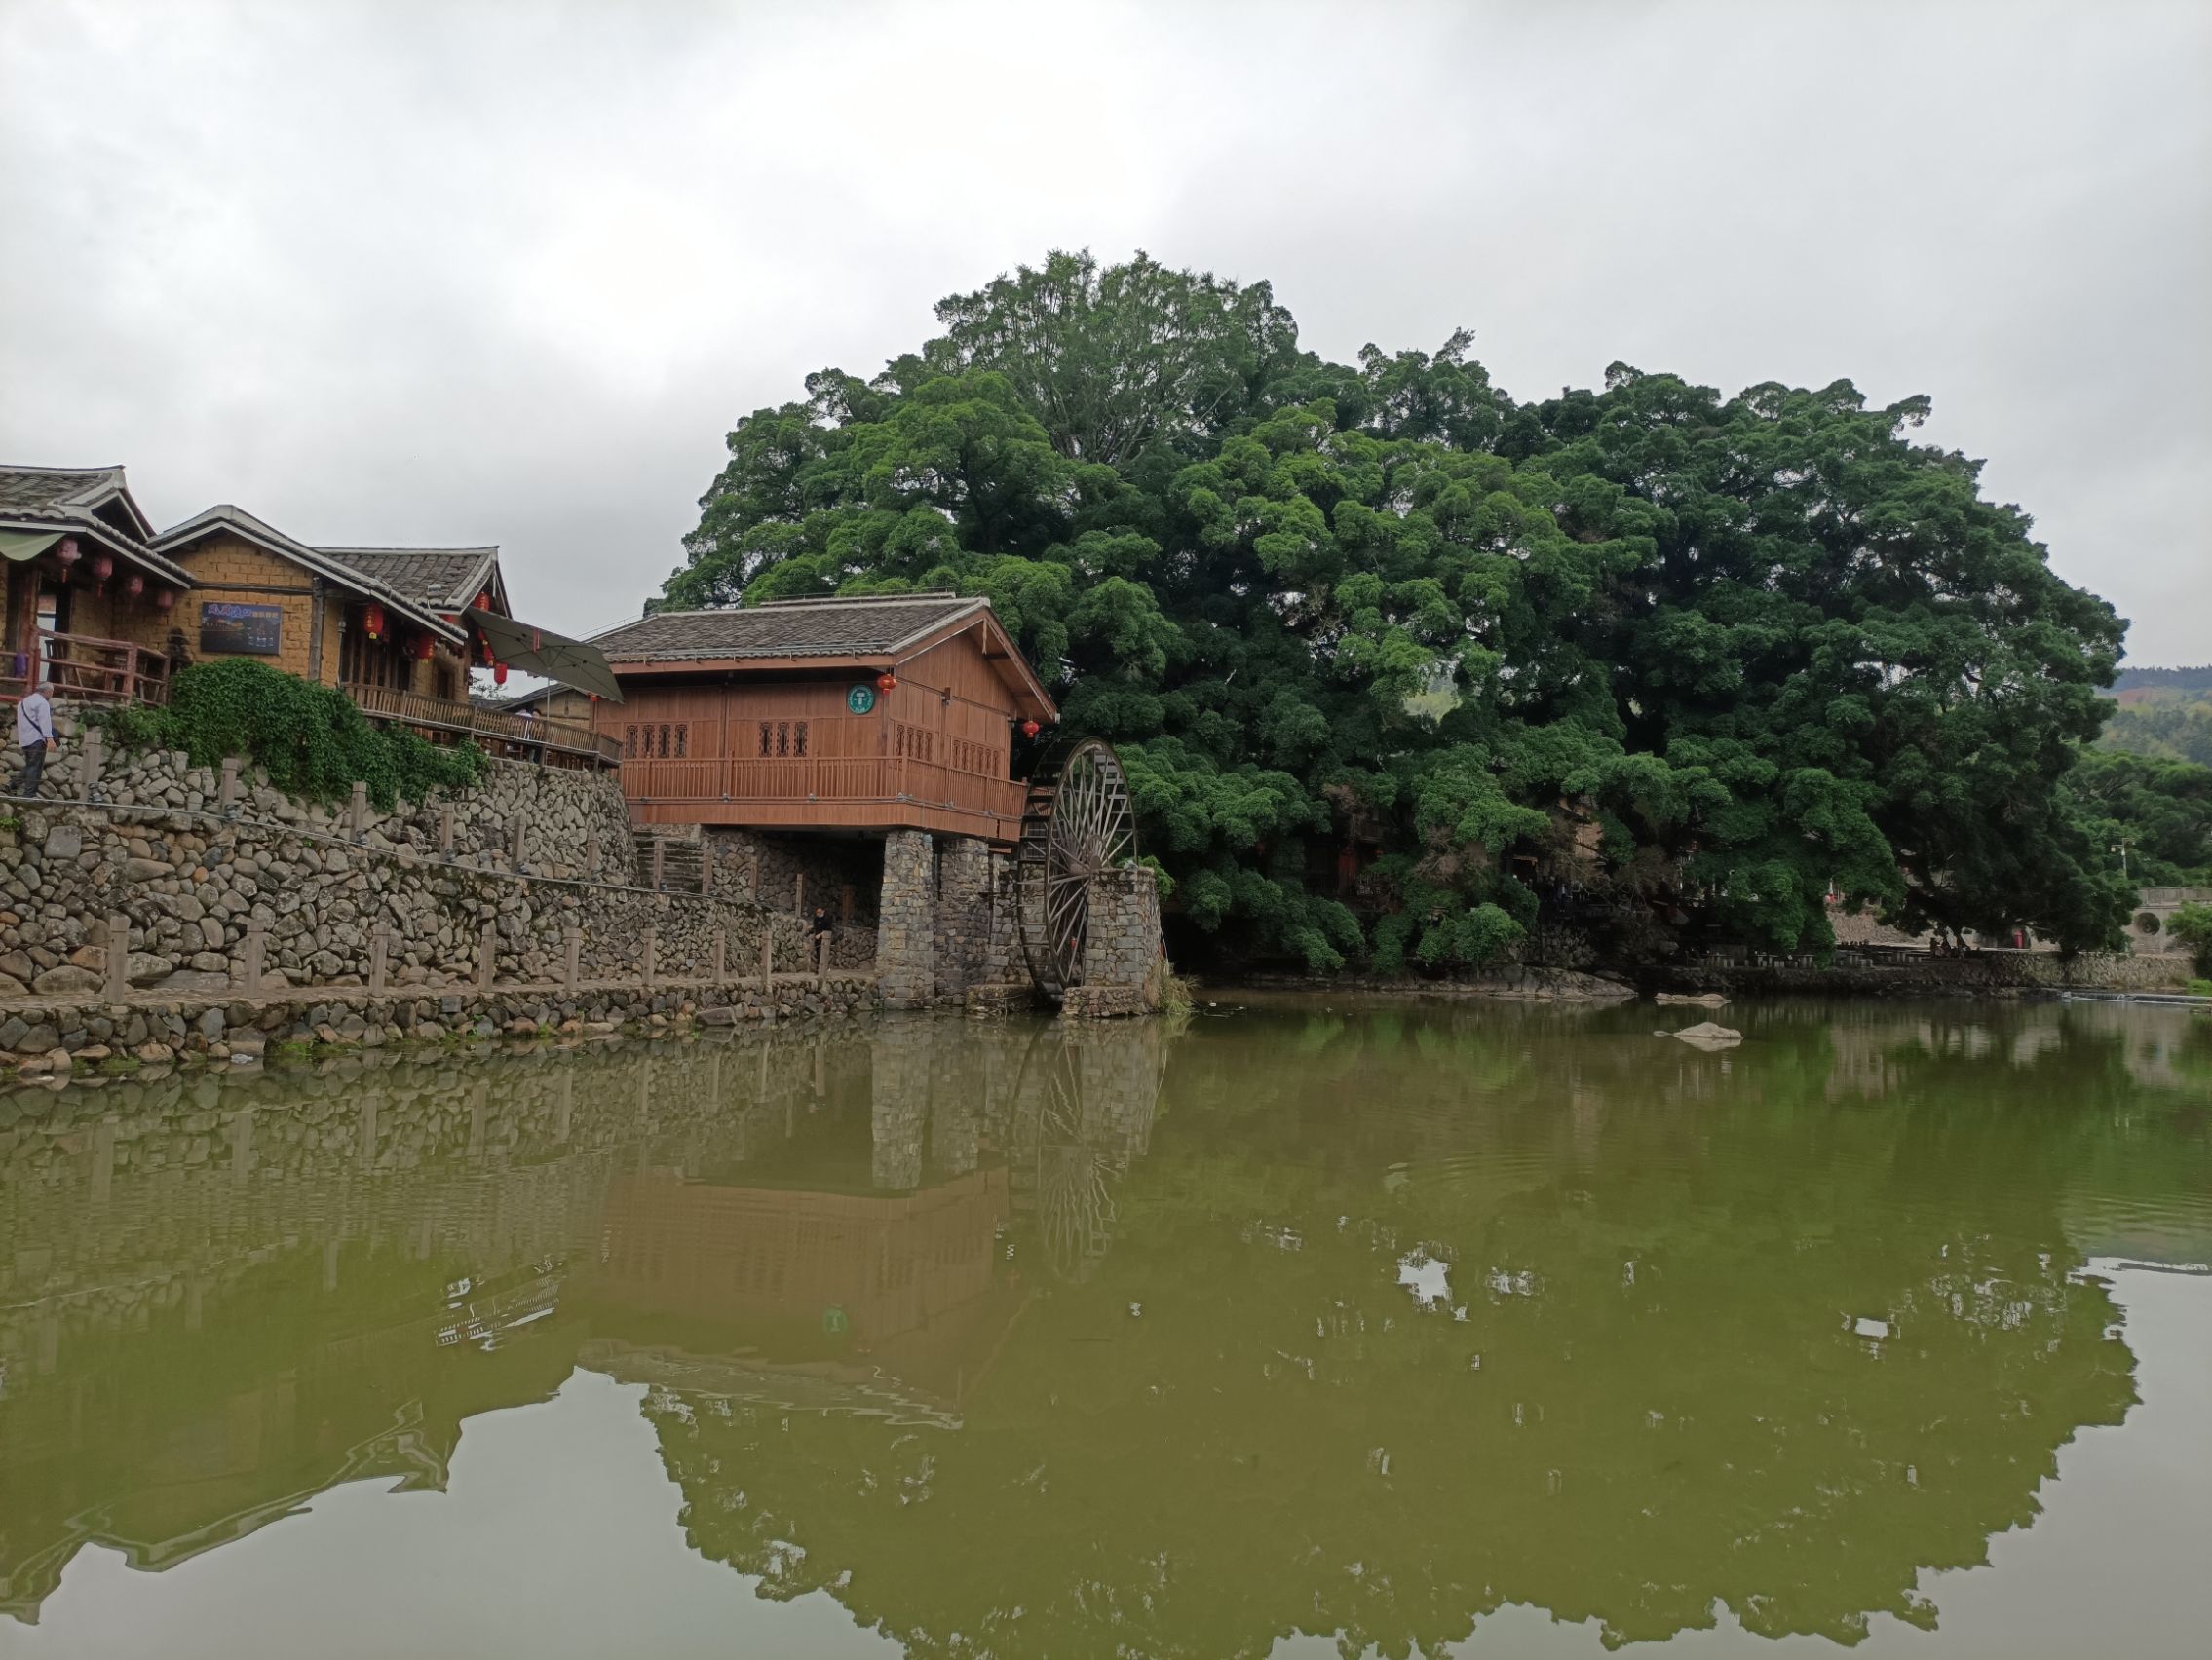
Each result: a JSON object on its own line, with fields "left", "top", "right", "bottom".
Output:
{"left": 0, "top": 630, "right": 170, "bottom": 705}
{"left": 342, "top": 681, "right": 624, "bottom": 769}
{"left": 620, "top": 752, "right": 1026, "bottom": 823}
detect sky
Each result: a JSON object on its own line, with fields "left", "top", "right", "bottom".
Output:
{"left": 2, "top": 0, "right": 2206, "bottom": 661}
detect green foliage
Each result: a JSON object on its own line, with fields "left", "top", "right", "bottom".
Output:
{"left": 2065, "top": 749, "right": 2212, "bottom": 887}
{"left": 98, "top": 660, "right": 485, "bottom": 810}
{"left": 2186, "top": 978, "right": 2212, "bottom": 998}
{"left": 667, "top": 250, "right": 2140, "bottom": 967}
{"left": 2168, "top": 904, "right": 2212, "bottom": 974}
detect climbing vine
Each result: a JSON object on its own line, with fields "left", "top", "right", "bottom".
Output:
{"left": 94, "top": 660, "right": 485, "bottom": 809}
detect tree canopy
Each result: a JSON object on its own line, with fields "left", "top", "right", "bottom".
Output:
{"left": 665, "top": 250, "right": 2141, "bottom": 968}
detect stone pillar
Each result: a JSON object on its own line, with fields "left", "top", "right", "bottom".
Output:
{"left": 641, "top": 927, "right": 657, "bottom": 987}
{"left": 80, "top": 728, "right": 103, "bottom": 798}
{"left": 760, "top": 929, "right": 773, "bottom": 992}
{"left": 712, "top": 934, "right": 727, "bottom": 979}
{"left": 349, "top": 781, "right": 368, "bottom": 839}
{"left": 933, "top": 835, "right": 990, "bottom": 1001}
{"left": 104, "top": 912, "right": 131, "bottom": 1000}
{"left": 218, "top": 757, "right": 241, "bottom": 812}
{"left": 242, "top": 918, "right": 266, "bottom": 994}
{"left": 585, "top": 835, "right": 601, "bottom": 878}
{"left": 1073, "top": 865, "right": 1164, "bottom": 1014}
{"left": 650, "top": 840, "right": 666, "bottom": 891}
{"left": 439, "top": 805, "right": 455, "bottom": 854}
{"left": 369, "top": 925, "right": 390, "bottom": 994}
{"left": 563, "top": 925, "right": 582, "bottom": 992}
{"left": 877, "top": 829, "right": 936, "bottom": 1009}
{"left": 478, "top": 921, "right": 498, "bottom": 993}
{"left": 509, "top": 816, "right": 526, "bottom": 870}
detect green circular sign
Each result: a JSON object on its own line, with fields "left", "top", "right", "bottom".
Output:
{"left": 822, "top": 1304, "right": 851, "bottom": 1336}
{"left": 845, "top": 684, "right": 877, "bottom": 714}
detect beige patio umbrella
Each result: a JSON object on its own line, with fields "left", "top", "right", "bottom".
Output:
{"left": 465, "top": 607, "right": 625, "bottom": 703}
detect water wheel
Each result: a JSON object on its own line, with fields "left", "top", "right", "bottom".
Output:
{"left": 1014, "top": 738, "right": 1136, "bottom": 1003}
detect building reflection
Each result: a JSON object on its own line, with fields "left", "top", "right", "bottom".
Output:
{"left": 0, "top": 1000, "right": 2202, "bottom": 1652}
{"left": 0, "top": 1019, "right": 1164, "bottom": 1621}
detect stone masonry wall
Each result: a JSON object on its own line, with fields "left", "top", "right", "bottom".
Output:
{"left": 876, "top": 830, "right": 934, "bottom": 1009}
{"left": 0, "top": 737, "right": 812, "bottom": 1014}
{"left": 932, "top": 836, "right": 991, "bottom": 1003}
{"left": 1062, "top": 865, "right": 1163, "bottom": 1018}
{"left": 700, "top": 827, "right": 879, "bottom": 969}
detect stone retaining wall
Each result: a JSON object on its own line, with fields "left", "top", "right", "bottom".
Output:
{"left": 0, "top": 972, "right": 875, "bottom": 1076}
{"left": 0, "top": 736, "right": 830, "bottom": 1042}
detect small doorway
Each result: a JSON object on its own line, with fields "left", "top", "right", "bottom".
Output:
{"left": 33, "top": 583, "right": 72, "bottom": 686}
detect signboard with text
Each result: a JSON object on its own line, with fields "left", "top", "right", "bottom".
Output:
{"left": 200, "top": 602, "right": 285, "bottom": 657}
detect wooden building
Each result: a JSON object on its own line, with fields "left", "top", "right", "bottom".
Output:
{"left": 0, "top": 465, "right": 195, "bottom": 704}
{"left": 591, "top": 594, "right": 1058, "bottom": 843}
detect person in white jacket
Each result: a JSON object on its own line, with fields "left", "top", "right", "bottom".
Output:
{"left": 12, "top": 685, "right": 55, "bottom": 797}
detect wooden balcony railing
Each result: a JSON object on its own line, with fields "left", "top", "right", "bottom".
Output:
{"left": 618, "top": 752, "right": 1027, "bottom": 824}
{"left": 342, "top": 681, "right": 624, "bottom": 770}
{"left": 0, "top": 630, "right": 170, "bottom": 706}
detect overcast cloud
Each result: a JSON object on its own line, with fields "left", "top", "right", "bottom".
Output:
{"left": 3, "top": 0, "right": 2205, "bottom": 660}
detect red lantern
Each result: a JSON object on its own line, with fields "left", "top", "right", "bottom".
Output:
{"left": 492, "top": 660, "right": 509, "bottom": 687}
{"left": 90, "top": 551, "right": 113, "bottom": 589}
{"left": 875, "top": 671, "right": 897, "bottom": 693}
{"left": 412, "top": 632, "right": 436, "bottom": 661}
{"left": 155, "top": 586, "right": 175, "bottom": 611}
{"left": 123, "top": 573, "right": 144, "bottom": 600}
{"left": 362, "top": 603, "right": 385, "bottom": 641}
{"left": 55, "top": 537, "right": 80, "bottom": 576}
{"left": 1020, "top": 719, "right": 1041, "bottom": 738}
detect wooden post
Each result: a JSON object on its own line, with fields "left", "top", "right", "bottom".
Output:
{"left": 439, "top": 804, "right": 455, "bottom": 854}
{"left": 760, "top": 930, "right": 773, "bottom": 993}
{"left": 817, "top": 930, "right": 828, "bottom": 985}
{"left": 641, "top": 927, "right": 657, "bottom": 987}
{"left": 563, "top": 925, "right": 581, "bottom": 993}
{"left": 104, "top": 913, "right": 131, "bottom": 1000}
{"left": 349, "top": 781, "right": 368, "bottom": 839}
{"left": 243, "top": 919, "right": 265, "bottom": 995}
{"left": 368, "top": 925, "right": 390, "bottom": 994}
{"left": 711, "top": 933, "right": 727, "bottom": 979}
{"left": 478, "top": 921, "right": 497, "bottom": 994}
{"left": 218, "top": 757, "right": 241, "bottom": 813}
{"left": 81, "top": 728, "right": 103, "bottom": 798}
{"left": 650, "top": 840, "right": 666, "bottom": 891}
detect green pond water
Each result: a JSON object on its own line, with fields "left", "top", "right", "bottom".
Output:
{"left": 0, "top": 997, "right": 2207, "bottom": 1659}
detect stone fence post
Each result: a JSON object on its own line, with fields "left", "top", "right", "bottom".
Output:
{"left": 711, "top": 933, "right": 726, "bottom": 979}
{"left": 439, "top": 804, "right": 455, "bottom": 855}
{"left": 586, "top": 835, "right": 601, "bottom": 878}
{"left": 81, "top": 728, "right": 103, "bottom": 799}
{"left": 760, "top": 931, "right": 773, "bottom": 993}
{"left": 349, "top": 781, "right": 368, "bottom": 840}
{"left": 218, "top": 757, "right": 241, "bottom": 813}
{"left": 640, "top": 927, "right": 657, "bottom": 987}
{"left": 563, "top": 925, "right": 582, "bottom": 993}
{"left": 509, "top": 816, "right": 526, "bottom": 871}
{"left": 242, "top": 919, "right": 265, "bottom": 995}
{"left": 478, "top": 921, "right": 498, "bottom": 994}
{"left": 104, "top": 913, "right": 131, "bottom": 1000}
{"left": 368, "top": 925, "right": 390, "bottom": 995}
{"left": 650, "top": 841, "right": 666, "bottom": 891}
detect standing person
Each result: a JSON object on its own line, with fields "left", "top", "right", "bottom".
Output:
{"left": 810, "top": 903, "right": 834, "bottom": 972}
{"left": 12, "top": 684, "right": 55, "bottom": 798}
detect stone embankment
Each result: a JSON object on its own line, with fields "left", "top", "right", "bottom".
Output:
{"left": 0, "top": 736, "right": 863, "bottom": 1075}
{"left": 1236, "top": 965, "right": 1637, "bottom": 1003}
{"left": 1654, "top": 949, "right": 2198, "bottom": 1000}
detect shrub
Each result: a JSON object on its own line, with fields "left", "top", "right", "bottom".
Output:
{"left": 2168, "top": 903, "right": 2212, "bottom": 974}
{"left": 96, "top": 660, "right": 485, "bottom": 809}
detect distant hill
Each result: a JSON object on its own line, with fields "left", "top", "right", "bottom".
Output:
{"left": 2102, "top": 666, "right": 2212, "bottom": 764}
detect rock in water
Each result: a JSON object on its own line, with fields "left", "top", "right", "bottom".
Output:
{"left": 1671, "top": 1021, "right": 1743, "bottom": 1050}
{"left": 1655, "top": 991, "right": 1730, "bottom": 1008}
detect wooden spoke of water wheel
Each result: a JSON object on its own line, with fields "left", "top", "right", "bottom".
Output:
{"left": 1015, "top": 739, "right": 1136, "bottom": 1001}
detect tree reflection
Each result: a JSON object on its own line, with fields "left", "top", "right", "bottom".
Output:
{"left": 0, "top": 1001, "right": 2201, "bottom": 1651}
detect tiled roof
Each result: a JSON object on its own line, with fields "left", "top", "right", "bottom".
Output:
{"left": 591, "top": 594, "right": 989, "bottom": 662}
{"left": 152, "top": 505, "right": 465, "bottom": 643}
{"left": 0, "top": 465, "right": 128, "bottom": 514}
{"left": 0, "top": 464, "right": 187, "bottom": 584}
{"left": 316, "top": 546, "right": 498, "bottom": 611}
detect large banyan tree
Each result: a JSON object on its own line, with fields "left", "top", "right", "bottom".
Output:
{"left": 663, "top": 251, "right": 2135, "bottom": 971}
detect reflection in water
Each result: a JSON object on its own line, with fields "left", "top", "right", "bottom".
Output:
{"left": 0, "top": 1000, "right": 2205, "bottom": 1654}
